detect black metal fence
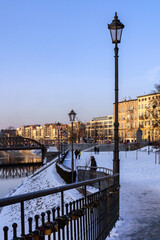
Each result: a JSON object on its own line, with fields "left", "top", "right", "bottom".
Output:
{"left": 0, "top": 174, "right": 119, "bottom": 240}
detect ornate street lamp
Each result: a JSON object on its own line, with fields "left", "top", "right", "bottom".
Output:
{"left": 60, "top": 127, "right": 63, "bottom": 155}
{"left": 68, "top": 109, "right": 76, "bottom": 182}
{"left": 108, "top": 12, "right": 124, "bottom": 178}
{"left": 57, "top": 122, "right": 61, "bottom": 162}
{"left": 63, "top": 130, "right": 66, "bottom": 152}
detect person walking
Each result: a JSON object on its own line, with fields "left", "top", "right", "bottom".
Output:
{"left": 75, "top": 149, "right": 78, "bottom": 159}
{"left": 78, "top": 150, "right": 81, "bottom": 159}
{"left": 90, "top": 156, "right": 97, "bottom": 171}
{"left": 94, "top": 146, "right": 97, "bottom": 154}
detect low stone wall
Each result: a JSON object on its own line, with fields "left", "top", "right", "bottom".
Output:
{"left": 56, "top": 163, "right": 76, "bottom": 183}
{"left": 46, "top": 152, "right": 58, "bottom": 161}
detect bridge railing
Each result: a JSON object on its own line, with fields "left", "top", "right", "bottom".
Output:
{"left": 0, "top": 174, "right": 119, "bottom": 240}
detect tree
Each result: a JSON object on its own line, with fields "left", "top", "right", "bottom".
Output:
{"left": 154, "top": 83, "right": 160, "bottom": 93}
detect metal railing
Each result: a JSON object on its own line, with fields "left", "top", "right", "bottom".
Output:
{"left": 77, "top": 166, "right": 113, "bottom": 175}
{"left": 0, "top": 174, "right": 119, "bottom": 240}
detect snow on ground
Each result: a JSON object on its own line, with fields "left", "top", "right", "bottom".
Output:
{"left": 0, "top": 157, "right": 82, "bottom": 239}
{"left": 1, "top": 146, "right": 160, "bottom": 239}
{"left": 47, "top": 146, "right": 58, "bottom": 152}
{"left": 64, "top": 147, "right": 160, "bottom": 239}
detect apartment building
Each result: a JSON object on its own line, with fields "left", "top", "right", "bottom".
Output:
{"left": 86, "top": 115, "right": 114, "bottom": 142}
{"left": 17, "top": 125, "right": 43, "bottom": 140}
{"left": 137, "top": 93, "right": 160, "bottom": 141}
{"left": 17, "top": 123, "right": 69, "bottom": 144}
{"left": 114, "top": 92, "right": 160, "bottom": 142}
{"left": 117, "top": 99, "right": 138, "bottom": 142}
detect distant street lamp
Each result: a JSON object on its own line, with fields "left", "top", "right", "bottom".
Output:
{"left": 60, "top": 127, "right": 63, "bottom": 155}
{"left": 68, "top": 109, "right": 76, "bottom": 182}
{"left": 57, "top": 122, "right": 61, "bottom": 162}
{"left": 108, "top": 12, "right": 124, "bottom": 178}
{"left": 63, "top": 130, "right": 66, "bottom": 152}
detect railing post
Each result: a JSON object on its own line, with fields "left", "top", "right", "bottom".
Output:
{"left": 57, "top": 206, "right": 60, "bottom": 240}
{"left": 12, "top": 223, "right": 17, "bottom": 238}
{"left": 21, "top": 201, "right": 25, "bottom": 236}
{"left": 3, "top": 226, "right": 8, "bottom": 240}
{"left": 69, "top": 202, "right": 73, "bottom": 240}
{"left": 52, "top": 208, "right": 56, "bottom": 240}
{"left": 47, "top": 210, "right": 51, "bottom": 240}
{"left": 41, "top": 212, "right": 45, "bottom": 226}
{"left": 28, "top": 217, "right": 32, "bottom": 233}
{"left": 35, "top": 215, "right": 39, "bottom": 229}
{"left": 65, "top": 203, "right": 69, "bottom": 240}
{"left": 47, "top": 210, "right": 51, "bottom": 222}
{"left": 84, "top": 185, "right": 87, "bottom": 204}
{"left": 61, "top": 191, "right": 64, "bottom": 215}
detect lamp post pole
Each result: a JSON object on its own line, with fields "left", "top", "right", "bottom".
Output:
{"left": 108, "top": 12, "right": 124, "bottom": 181}
{"left": 57, "top": 122, "right": 61, "bottom": 162}
{"left": 68, "top": 109, "right": 76, "bottom": 183}
{"left": 60, "top": 128, "right": 63, "bottom": 156}
{"left": 71, "top": 121, "right": 74, "bottom": 182}
{"left": 114, "top": 42, "right": 119, "bottom": 175}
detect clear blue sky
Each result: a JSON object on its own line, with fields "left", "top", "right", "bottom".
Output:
{"left": 0, "top": 0, "right": 160, "bottom": 129}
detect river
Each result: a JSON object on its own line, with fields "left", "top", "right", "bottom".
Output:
{"left": 0, "top": 150, "right": 41, "bottom": 198}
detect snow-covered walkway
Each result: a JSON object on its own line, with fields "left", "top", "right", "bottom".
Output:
{"left": 1, "top": 147, "right": 160, "bottom": 239}
{"left": 75, "top": 148, "right": 160, "bottom": 240}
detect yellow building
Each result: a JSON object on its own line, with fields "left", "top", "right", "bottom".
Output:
{"left": 137, "top": 93, "right": 160, "bottom": 141}
{"left": 17, "top": 125, "right": 43, "bottom": 140}
{"left": 118, "top": 99, "right": 138, "bottom": 142}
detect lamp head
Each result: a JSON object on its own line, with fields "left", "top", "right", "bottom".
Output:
{"left": 68, "top": 109, "right": 76, "bottom": 122}
{"left": 108, "top": 12, "right": 124, "bottom": 44}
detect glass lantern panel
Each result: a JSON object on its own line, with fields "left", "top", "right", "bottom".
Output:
{"left": 117, "top": 28, "right": 123, "bottom": 42}
{"left": 110, "top": 28, "right": 123, "bottom": 43}
{"left": 110, "top": 29, "right": 116, "bottom": 43}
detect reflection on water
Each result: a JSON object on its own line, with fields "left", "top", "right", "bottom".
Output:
{"left": 0, "top": 152, "right": 41, "bottom": 164}
{"left": 0, "top": 151, "right": 41, "bottom": 198}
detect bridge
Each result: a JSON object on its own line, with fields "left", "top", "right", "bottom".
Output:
{"left": 0, "top": 137, "right": 47, "bottom": 177}
{"left": 0, "top": 136, "right": 45, "bottom": 151}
